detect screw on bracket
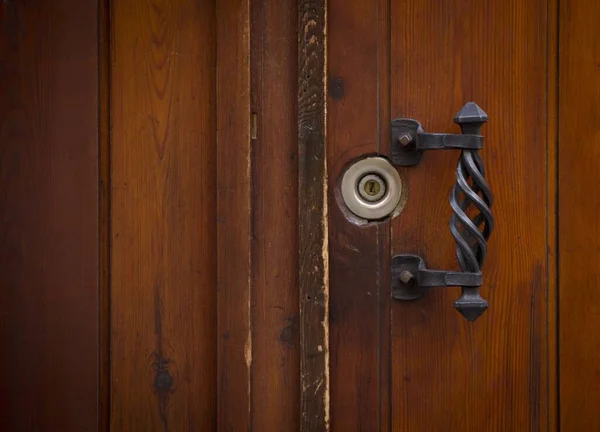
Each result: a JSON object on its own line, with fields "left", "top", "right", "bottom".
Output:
{"left": 398, "top": 133, "right": 413, "bottom": 147}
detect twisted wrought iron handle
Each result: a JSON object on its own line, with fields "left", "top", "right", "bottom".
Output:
{"left": 390, "top": 102, "right": 494, "bottom": 321}
{"left": 450, "top": 103, "right": 493, "bottom": 320}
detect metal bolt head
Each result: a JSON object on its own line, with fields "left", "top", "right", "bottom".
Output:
{"left": 398, "top": 133, "right": 413, "bottom": 146}
{"left": 399, "top": 270, "right": 414, "bottom": 284}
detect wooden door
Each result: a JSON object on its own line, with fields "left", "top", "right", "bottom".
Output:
{"left": 326, "top": 0, "right": 551, "bottom": 429}
{"left": 2, "top": 0, "right": 600, "bottom": 431}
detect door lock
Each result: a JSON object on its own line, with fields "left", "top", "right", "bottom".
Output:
{"left": 390, "top": 102, "right": 494, "bottom": 322}
{"left": 340, "top": 157, "right": 402, "bottom": 221}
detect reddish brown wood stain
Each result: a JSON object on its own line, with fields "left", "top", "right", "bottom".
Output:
{"left": 110, "top": 0, "right": 218, "bottom": 429}
{"left": 216, "top": 0, "right": 253, "bottom": 430}
{"left": 0, "top": 0, "right": 99, "bottom": 430}
{"left": 389, "top": 1, "right": 549, "bottom": 430}
{"left": 5, "top": 1, "right": 600, "bottom": 430}
{"left": 327, "top": 0, "right": 386, "bottom": 429}
{"left": 251, "top": 0, "right": 301, "bottom": 429}
{"left": 559, "top": 0, "right": 600, "bottom": 429}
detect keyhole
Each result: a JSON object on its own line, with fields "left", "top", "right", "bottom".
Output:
{"left": 357, "top": 173, "right": 387, "bottom": 203}
{"left": 364, "top": 179, "right": 381, "bottom": 196}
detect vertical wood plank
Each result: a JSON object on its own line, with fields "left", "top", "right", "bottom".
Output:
{"left": 0, "top": 1, "right": 99, "bottom": 430}
{"left": 547, "top": 0, "right": 558, "bottom": 429}
{"left": 216, "top": 0, "right": 252, "bottom": 430}
{"left": 298, "top": 0, "right": 329, "bottom": 430}
{"left": 99, "top": 0, "right": 111, "bottom": 429}
{"left": 390, "top": 0, "right": 548, "bottom": 430}
{"left": 250, "top": 0, "right": 300, "bottom": 429}
{"left": 558, "top": 0, "right": 600, "bottom": 429}
{"left": 326, "top": 0, "right": 387, "bottom": 429}
{"left": 110, "top": 0, "right": 218, "bottom": 429}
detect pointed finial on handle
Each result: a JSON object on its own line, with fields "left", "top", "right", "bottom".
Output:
{"left": 454, "top": 288, "right": 489, "bottom": 321}
{"left": 454, "top": 102, "right": 488, "bottom": 134}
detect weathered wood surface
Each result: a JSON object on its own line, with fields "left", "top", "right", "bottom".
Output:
{"left": 298, "top": 0, "right": 329, "bottom": 430}
{"left": 251, "top": 0, "right": 301, "bottom": 429}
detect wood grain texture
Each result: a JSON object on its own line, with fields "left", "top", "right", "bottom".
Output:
{"left": 389, "top": 1, "right": 548, "bottom": 430}
{"left": 110, "top": 1, "right": 217, "bottom": 429}
{"left": 216, "top": 0, "right": 252, "bottom": 430}
{"left": 558, "top": 0, "right": 600, "bottom": 429}
{"left": 327, "top": 0, "right": 387, "bottom": 430}
{"left": 547, "top": 0, "right": 558, "bottom": 429}
{"left": 250, "top": 1, "right": 300, "bottom": 429}
{"left": 0, "top": 1, "right": 99, "bottom": 430}
{"left": 298, "top": 0, "right": 329, "bottom": 430}
{"left": 99, "top": 0, "right": 111, "bottom": 429}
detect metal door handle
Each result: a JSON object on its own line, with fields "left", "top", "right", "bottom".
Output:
{"left": 389, "top": 103, "right": 494, "bottom": 321}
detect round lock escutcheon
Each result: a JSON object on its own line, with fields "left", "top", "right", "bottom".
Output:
{"left": 341, "top": 157, "right": 402, "bottom": 221}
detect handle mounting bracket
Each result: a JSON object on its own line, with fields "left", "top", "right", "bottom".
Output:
{"left": 390, "top": 103, "right": 487, "bottom": 166}
{"left": 391, "top": 254, "right": 487, "bottom": 321}
{"left": 389, "top": 102, "right": 493, "bottom": 322}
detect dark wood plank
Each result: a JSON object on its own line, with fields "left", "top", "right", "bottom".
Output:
{"left": 558, "top": 0, "right": 600, "bottom": 429}
{"left": 0, "top": 1, "right": 100, "bottom": 430}
{"left": 298, "top": 0, "right": 329, "bottom": 430}
{"left": 250, "top": 1, "right": 300, "bottom": 429}
{"left": 110, "top": 1, "right": 217, "bottom": 429}
{"left": 327, "top": 0, "right": 387, "bottom": 430}
{"left": 389, "top": 1, "right": 549, "bottom": 430}
{"left": 216, "top": 0, "right": 252, "bottom": 430}
{"left": 99, "top": 0, "right": 111, "bottom": 430}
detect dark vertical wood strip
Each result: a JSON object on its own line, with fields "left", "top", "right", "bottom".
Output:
{"left": 99, "top": 0, "right": 111, "bottom": 430}
{"left": 298, "top": 1, "right": 329, "bottom": 430}
{"left": 0, "top": 1, "right": 100, "bottom": 430}
{"left": 110, "top": 1, "right": 218, "bottom": 429}
{"left": 250, "top": 0, "right": 300, "bottom": 429}
{"left": 558, "top": 0, "right": 600, "bottom": 429}
{"left": 327, "top": 0, "right": 383, "bottom": 430}
{"left": 216, "top": 0, "right": 252, "bottom": 430}
{"left": 390, "top": 1, "right": 548, "bottom": 430}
